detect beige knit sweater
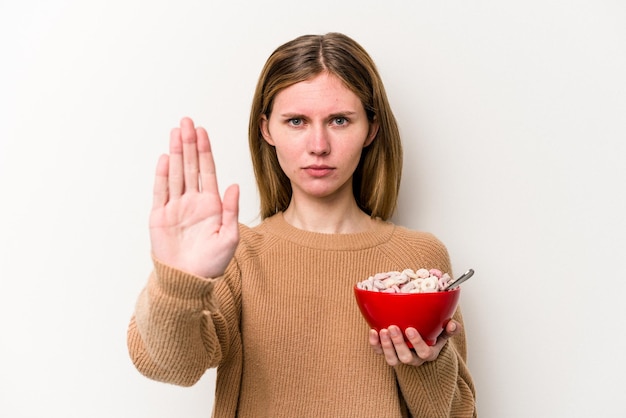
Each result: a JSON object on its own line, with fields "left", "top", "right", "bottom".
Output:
{"left": 128, "top": 213, "right": 476, "bottom": 417}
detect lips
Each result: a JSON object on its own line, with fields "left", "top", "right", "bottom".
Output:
{"left": 303, "top": 165, "right": 334, "bottom": 177}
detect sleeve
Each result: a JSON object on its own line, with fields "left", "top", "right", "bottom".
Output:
{"left": 126, "top": 256, "right": 242, "bottom": 387}
{"left": 392, "top": 231, "right": 477, "bottom": 417}
{"left": 394, "top": 307, "right": 477, "bottom": 418}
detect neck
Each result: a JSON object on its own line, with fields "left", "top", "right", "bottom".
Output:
{"left": 283, "top": 198, "right": 373, "bottom": 234}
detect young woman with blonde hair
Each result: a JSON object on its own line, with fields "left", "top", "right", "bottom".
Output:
{"left": 128, "top": 32, "right": 476, "bottom": 417}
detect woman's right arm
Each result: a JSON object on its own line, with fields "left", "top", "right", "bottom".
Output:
{"left": 127, "top": 117, "right": 241, "bottom": 385}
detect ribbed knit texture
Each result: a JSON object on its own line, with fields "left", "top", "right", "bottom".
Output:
{"left": 128, "top": 213, "right": 476, "bottom": 417}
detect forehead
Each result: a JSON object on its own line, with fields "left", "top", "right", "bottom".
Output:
{"left": 272, "top": 72, "right": 363, "bottom": 114}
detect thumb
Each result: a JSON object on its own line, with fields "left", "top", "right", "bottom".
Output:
{"left": 222, "top": 184, "right": 240, "bottom": 228}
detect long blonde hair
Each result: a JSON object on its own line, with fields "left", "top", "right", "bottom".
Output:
{"left": 249, "top": 33, "right": 403, "bottom": 220}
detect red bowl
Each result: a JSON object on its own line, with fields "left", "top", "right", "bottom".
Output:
{"left": 354, "top": 286, "right": 460, "bottom": 347}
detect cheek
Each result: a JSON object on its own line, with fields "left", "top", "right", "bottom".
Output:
{"left": 271, "top": 134, "right": 302, "bottom": 166}
{"left": 343, "top": 144, "right": 367, "bottom": 166}
{"left": 272, "top": 146, "right": 297, "bottom": 175}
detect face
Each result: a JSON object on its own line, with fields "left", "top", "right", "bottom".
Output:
{"left": 261, "top": 72, "right": 378, "bottom": 204}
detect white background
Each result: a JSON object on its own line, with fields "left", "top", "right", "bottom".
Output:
{"left": 1, "top": 1, "right": 625, "bottom": 417}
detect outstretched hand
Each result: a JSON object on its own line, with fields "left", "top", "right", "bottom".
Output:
{"left": 368, "top": 320, "right": 461, "bottom": 367}
{"left": 149, "top": 117, "right": 240, "bottom": 278}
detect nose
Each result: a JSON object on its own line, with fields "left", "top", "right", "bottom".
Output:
{"left": 306, "top": 125, "right": 330, "bottom": 155}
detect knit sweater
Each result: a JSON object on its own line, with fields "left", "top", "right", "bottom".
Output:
{"left": 127, "top": 212, "right": 476, "bottom": 418}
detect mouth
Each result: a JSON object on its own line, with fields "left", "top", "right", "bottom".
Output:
{"left": 303, "top": 165, "right": 334, "bottom": 177}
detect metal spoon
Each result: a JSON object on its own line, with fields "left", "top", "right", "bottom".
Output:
{"left": 443, "top": 269, "right": 474, "bottom": 291}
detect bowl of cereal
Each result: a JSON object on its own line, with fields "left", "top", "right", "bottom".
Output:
{"left": 353, "top": 268, "right": 464, "bottom": 347}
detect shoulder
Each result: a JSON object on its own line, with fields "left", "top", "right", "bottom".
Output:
{"left": 234, "top": 217, "right": 281, "bottom": 261}
{"left": 391, "top": 224, "right": 447, "bottom": 249}
{"left": 383, "top": 224, "right": 451, "bottom": 271}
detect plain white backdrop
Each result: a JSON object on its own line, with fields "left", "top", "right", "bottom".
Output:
{"left": 1, "top": 1, "right": 625, "bottom": 417}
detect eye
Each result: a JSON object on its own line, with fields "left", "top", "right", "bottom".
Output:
{"left": 332, "top": 117, "right": 348, "bottom": 126}
{"left": 288, "top": 118, "right": 303, "bottom": 126}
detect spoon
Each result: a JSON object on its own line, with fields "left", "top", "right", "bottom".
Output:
{"left": 443, "top": 269, "right": 474, "bottom": 291}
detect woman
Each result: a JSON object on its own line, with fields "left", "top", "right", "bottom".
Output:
{"left": 128, "top": 32, "right": 476, "bottom": 417}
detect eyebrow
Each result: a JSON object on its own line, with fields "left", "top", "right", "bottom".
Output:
{"left": 279, "top": 111, "right": 359, "bottom": 118}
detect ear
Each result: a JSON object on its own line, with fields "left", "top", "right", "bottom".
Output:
{"left": 364, "top": 117, "right": 379, "bottom": 147}
{"left": 260, "top": 115, "right": 275, "bottom": 146}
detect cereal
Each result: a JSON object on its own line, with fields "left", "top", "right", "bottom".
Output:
{"left": 356, "top": 268, "right": 452, "bottom": 293}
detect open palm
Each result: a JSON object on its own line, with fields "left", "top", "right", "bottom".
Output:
{"left": 149, "top": 117, "right": 239, "bottom": 278}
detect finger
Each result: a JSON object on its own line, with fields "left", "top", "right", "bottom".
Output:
{"left": 388, "top": 326, "right": 416, "bottom": 364}
{"left": 196, "top": 126, "right": 220, "bottom": 196}
{"left": 168, "top": 127, "right": 184, "bottom": 198}
{"left": 378, "top": 329, "right": 400, "bottom": 366}
{"left": 180, "top": 117, "right": 200, "bottom": 193}
{"left": 369, "top": 329, "right": 384, "bottom": 355}
{"left": 152, "top": 154, "right": 169, "bottom": 209}
{"left": 435, "top": 320, "right": 461, "bottom": 345}
{"left": 446, "top": 319, "right": 460, "bottom": 335}
{"left": 404, "top": 327, "right": 434, "bottom": 361}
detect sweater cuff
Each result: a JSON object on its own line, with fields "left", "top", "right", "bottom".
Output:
{"left": 151, "top": 255, "right": 220, "bottom": 301}
{"left": 414, "top": 341, "right": 458, "bottom": 384}
{"left": 395, "top": 342, "right": 459, "bottom": 415}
